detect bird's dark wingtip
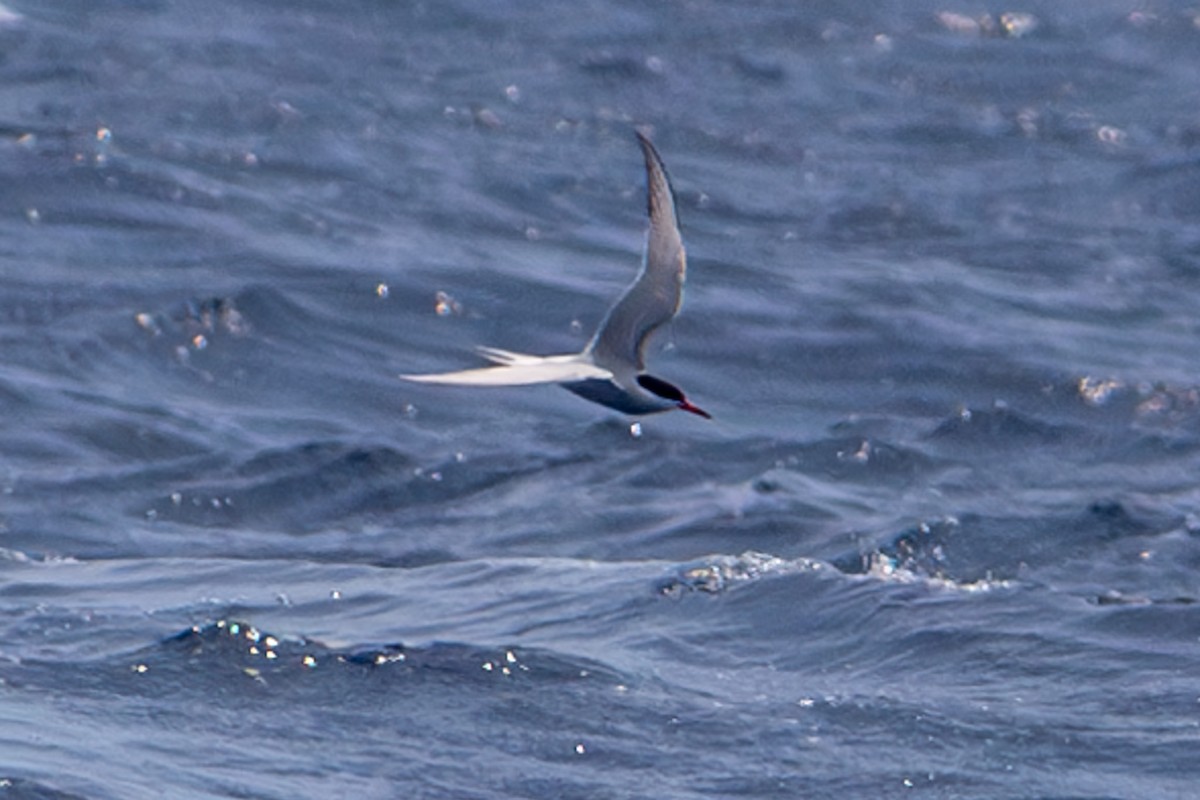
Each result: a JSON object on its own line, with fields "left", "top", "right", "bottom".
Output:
{"left": 633, "top": 127, "right": 675, "bottom": 222}
{"left": 634, "top": 127, "right": 660, "bottom": 163}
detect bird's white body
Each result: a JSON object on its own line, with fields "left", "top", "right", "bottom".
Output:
{"left": 401, "top": 132, "right": 710, "bottom": 420}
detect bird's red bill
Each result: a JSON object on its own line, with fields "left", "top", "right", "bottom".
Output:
{"left": 678, "top": 400, "right": 712, "bottom": 419}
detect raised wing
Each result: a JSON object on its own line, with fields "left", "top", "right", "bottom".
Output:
{"left": 586, "top": 131, "right": 687, "bottom": 372}
{"left": 400, "top": 350, "right": 610, "bottom": 387}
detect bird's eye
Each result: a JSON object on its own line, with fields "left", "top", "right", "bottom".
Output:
{"left": 636, "top": 374, "right": 684, "bottom": 402}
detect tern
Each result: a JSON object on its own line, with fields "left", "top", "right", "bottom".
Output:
{"left": 401, "top": 131, "right": 710, "bottom": 420}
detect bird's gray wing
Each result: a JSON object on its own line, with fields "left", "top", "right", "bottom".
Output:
{"left": 586, "top": 131, "right": 687, "bottom": 372}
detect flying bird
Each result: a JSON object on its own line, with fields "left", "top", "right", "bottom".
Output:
{"left": 401, "top": 131, "right": 710, "bottom": 420}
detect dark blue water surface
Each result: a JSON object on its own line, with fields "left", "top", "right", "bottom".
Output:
{"left": 2, "top": 1, "right": 1199, "bottom": 797}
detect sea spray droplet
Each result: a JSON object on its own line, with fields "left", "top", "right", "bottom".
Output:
{"left": 1078, "top": 376, "right": 1123, "bottom": 406}
{"left": 434, "top": 291, "right": 462, "bottom": 316}
{"left": 1000, "top": 11, "right": 1038, "bottom": 37}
